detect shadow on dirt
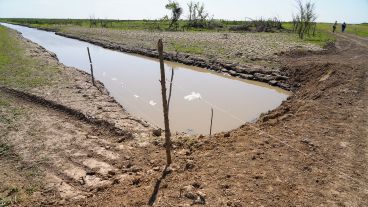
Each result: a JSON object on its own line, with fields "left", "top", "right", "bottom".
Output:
{"left": 147, "top": 166, "right": 171, "bottom": 206}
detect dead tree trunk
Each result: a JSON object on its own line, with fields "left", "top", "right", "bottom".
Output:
{"left": 86, "top": 47, "right": 96, "bottom": 86}
{"left": 158, "top": 39, "right": 172, "bottom": 166}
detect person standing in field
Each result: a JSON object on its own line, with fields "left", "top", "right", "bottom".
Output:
{"left": 342, "top": 22, "right": 347, "bottom": 32}
{"left": 332, "top": 21, "right": 337, "bottom": 33}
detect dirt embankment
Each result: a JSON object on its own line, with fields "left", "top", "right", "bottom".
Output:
{"left": 0, "top": 27, "right": 158, "bottom": 205}
{"left": 8, "top": 31, "right": 154, "bottom": 136}
{"left": 70, "top": 34, "right": 367, "bottom": 206}
{"left": 1, "top": 25, "right": 367, "bottom": 207}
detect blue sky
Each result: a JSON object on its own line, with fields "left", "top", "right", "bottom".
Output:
{"left": 0, "top": 0, "right": 367, "bottom": 23}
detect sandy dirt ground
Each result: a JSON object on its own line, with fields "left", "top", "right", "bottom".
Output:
{"left": 0, "top": 29, "right": 367, "bottom": 206}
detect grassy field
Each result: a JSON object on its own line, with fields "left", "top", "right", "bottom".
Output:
{"left": 345, "top": 23, "right": 368, "bottom": 37}
{"left": 283, "top": 22, "right": 368, "bottom": 45}
{"left": 282, "top": 22, "right": 336, "bottom": 46}
{"left": 0, "top": 25, "right": 61, "bottom": 89}
{"left": 2, "top": 18, "right": 367, "bottom": 48}
{"left": 0, "top": 18, "right": 245, "bottom": 32}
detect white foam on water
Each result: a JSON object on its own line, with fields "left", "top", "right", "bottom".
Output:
{"left": 184, "top": 92, "right": 202, "bottom": 101}
{"left": 149, "top": 100, "right": 157, "bottom": 106}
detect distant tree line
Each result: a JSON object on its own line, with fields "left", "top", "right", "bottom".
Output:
{"left": 228, "top": 17, "right": 283, "bottom": 32}
{"left": 4, "top": 0, "right": 320, "bottom": 37}
{"left": 164, "top": 0, "right": 214, "bottom": 30}
{"left": 164, "top": 1, "right": 284, "bottom": 32}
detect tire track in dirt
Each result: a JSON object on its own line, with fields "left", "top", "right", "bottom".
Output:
{"left": 0, "top": 89, "right": 152, "bottom": 204}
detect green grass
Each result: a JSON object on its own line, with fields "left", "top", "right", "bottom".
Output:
{"left": 282, "top": 22, "right": 368, "bottom": 46}
{"left": 0, "top": 26, "right": 60, "bottom": 89}
{"left": 0, "top": 99, "right": 10, "bottom": 107}
{"left": 346, "top": 24, "right": 368, "bottom": 37}
{"left": 168, "top": 42, "right": 204, "bottom": 55}
{"left": 0, "top": 18, "right": 244, "bottom": 32}
{"left": 2, "top": 18, "right": 367, "bottom": 50}
{"left": 25, "top": 186, "right": 37, "bottom": 195}
{"left": 282, "top": 22, "right": 336, "bottom": 46}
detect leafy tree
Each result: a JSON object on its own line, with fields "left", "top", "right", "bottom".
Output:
{"left": 89, "top": 15, "right": 97, "bottom": 28}
{"left": 293, "top": 0, "right": 317, "bottom": 39}
{"left": 187, "top": 1, "right": 209, "bottom": 28}
{"left": 165, "top": 1, "right": 183, "bottom": 30}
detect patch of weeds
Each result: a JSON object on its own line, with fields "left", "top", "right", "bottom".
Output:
{"left": 39, "top": 155, "right": 51, "bottom": 164}
{"left": 25, "top": 165, "right": 41, "bottom": 177}
{"left": 303, "top": 32, "right": 335, "bottom": 47}
{"left": 282, "top": 22, "right": 335, "bottom": 47}
{"left": 0, "top": 108, "right": 24, "bottom": 125}
{"left": 25, "top": 186, "right": 37, "bottom": 196}
{"left": 6, "top": 188, "right": 19, "bottom": 196}
{"left": 0, "top": 143, "right": 12, "bottom": 157}
{"left": 0, "top": 99, "right": 10, "bottom": 107}
{"left": 168, "top": 42, "right": 204, "bottom": 55}
{"left": 0, "top": 197, "right": 12, "bottom": 207}
{"left": 0, "top": 187, "right": 19, "bottom": 207}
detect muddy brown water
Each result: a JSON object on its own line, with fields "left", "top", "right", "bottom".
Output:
{"left": 2, "top": 23, "right": 290, "bottom": 134}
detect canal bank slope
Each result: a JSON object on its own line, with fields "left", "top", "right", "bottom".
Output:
{"left": 71, "top": 33, "right": 368, "bottom": 206}
{"left": 0, "top": 25, "right": 159, "bottom": 205}
{"left": 1, "top": 24, "right": 367, "bottom": 206}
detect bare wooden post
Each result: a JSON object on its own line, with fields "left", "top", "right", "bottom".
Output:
{"left": 167, "top": 68, "right": 174, "bottom": 111}
{"left": 86, "top": 47, "right": 96, "bottom": 86}
{"left": 158, "top": 39, "right": 172, "bottom": 166}
{"left": 209, "top": 108, "right": 214, "bottom": 136}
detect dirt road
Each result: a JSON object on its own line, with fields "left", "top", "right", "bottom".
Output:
{"left": 1, "top": 32, "right": 367, "bottom": 206}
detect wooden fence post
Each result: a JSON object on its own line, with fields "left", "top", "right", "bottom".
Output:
{"left": 87, "top": 47, "right": 96, "bottom": 86}
{"left": 210, "top": 108, "right": 214, "bottom": 136}
{"left": 167, "top": 68, "right": 174, "bottom": 111}
{"left": 158, "top": 39, "right": 172, "bottom": 166}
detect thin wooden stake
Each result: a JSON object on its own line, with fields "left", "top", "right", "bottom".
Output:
{"left": 167, "top": 68, "right": 174, "bottom": 111}
{"left": 210, "top": 108, "right": 214, "bottom": 136}
{"left": 158, "top": 39, "right": 172, "bottom": 166}
{"left": 87, "top": 47, "right": 96, "bottom": 86}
